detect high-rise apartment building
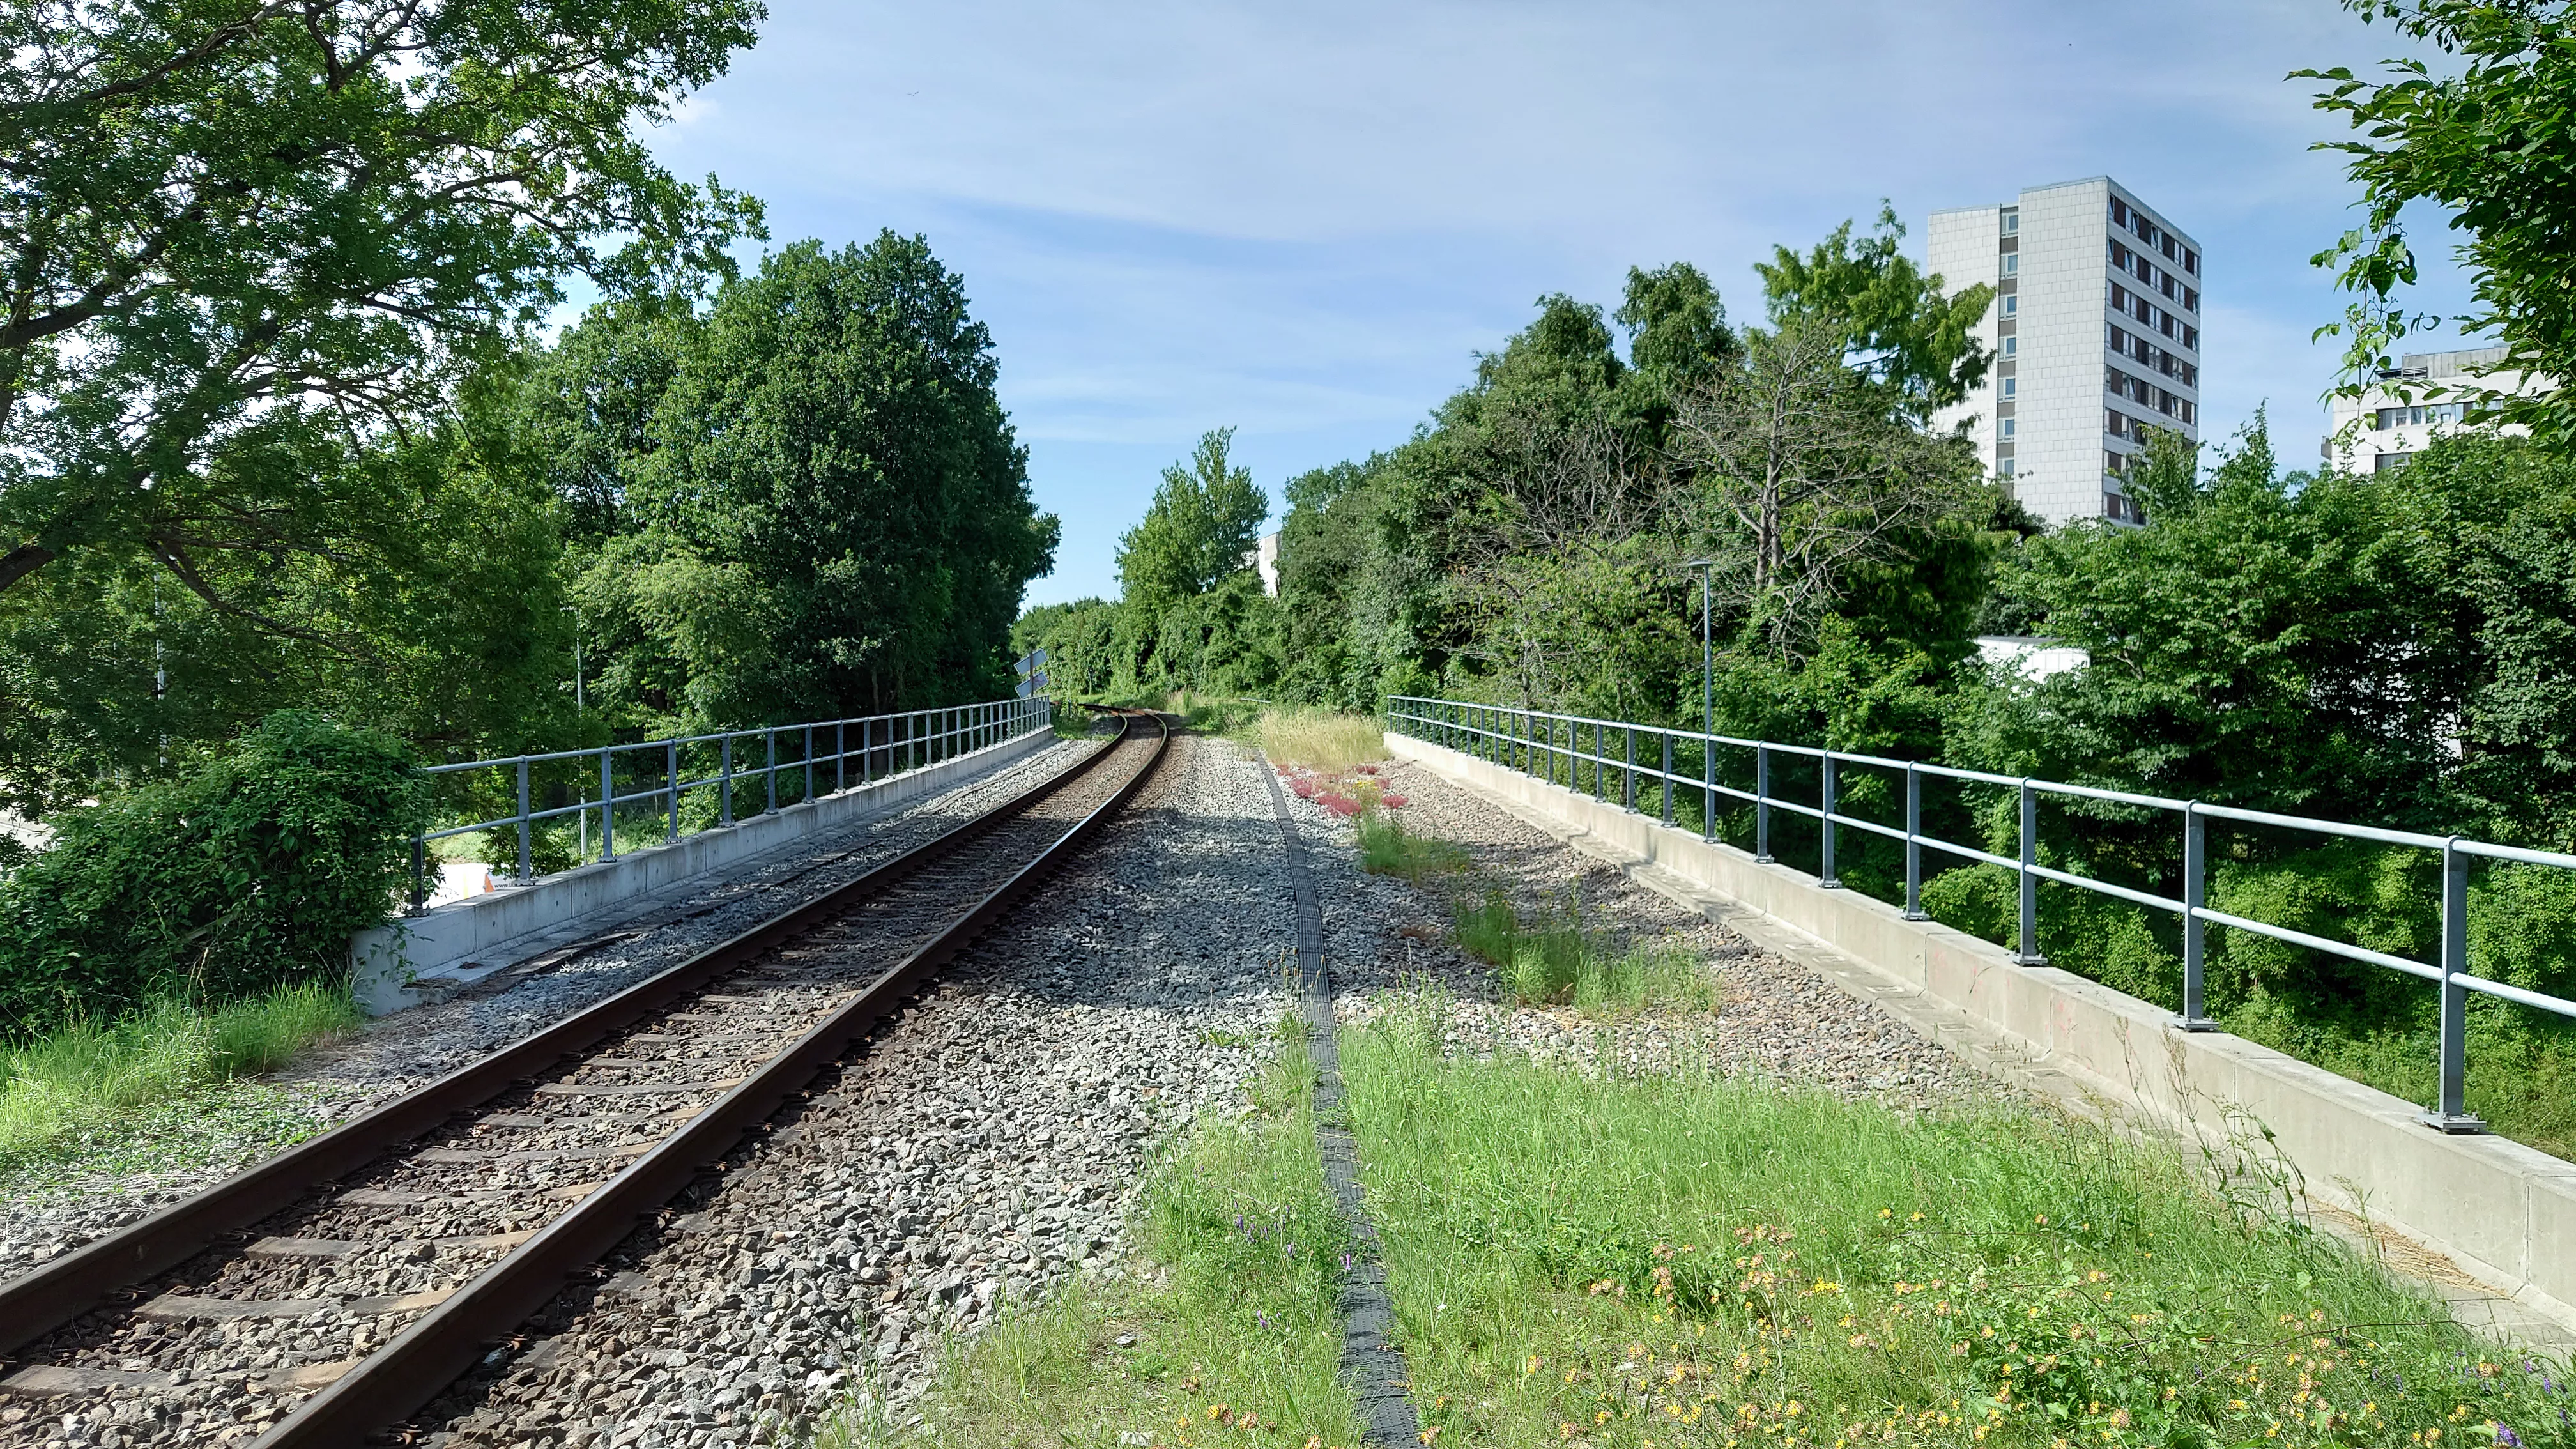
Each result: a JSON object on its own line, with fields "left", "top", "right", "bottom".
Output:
{"left": 1928, "top": 178, "right": 2202, "bottom": 526}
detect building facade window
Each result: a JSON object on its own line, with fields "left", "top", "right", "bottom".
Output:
{"left": 2003, "top": 336, "right": 2017, "bottom": 356}
{"left": 2002, "top": 377, "right": 2018, "bottom": 397}
{"left": 2002, "top": 210, "right": 2020, "bottom": 234}
{"left": 2375, "top": 402, "right": 2465, "bottom": 429}
{"left": 2003, "top": 253, "right": 2019, "bottom": 275}
{"left": 2003, "top": 295, "right": 2018, "bottom": 316}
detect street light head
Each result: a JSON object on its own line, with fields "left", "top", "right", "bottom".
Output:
{"left": 1682, "top": 558, "right": 1719, "bottom": 571}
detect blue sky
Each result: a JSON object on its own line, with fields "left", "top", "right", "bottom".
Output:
{"left": 643, "top": 0, "right": 2477, "bottom": 607}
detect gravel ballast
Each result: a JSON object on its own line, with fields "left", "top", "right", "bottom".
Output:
{"left": 1283, "top": 756, "right": 1993, "bottom": 1105}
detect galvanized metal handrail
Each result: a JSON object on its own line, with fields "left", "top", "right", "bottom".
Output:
{"left": 1385, "top": 694, "right": 2576, "bottom": 1133}
{"left": 410, "top": 696, "right": 1053, "bottom": 910}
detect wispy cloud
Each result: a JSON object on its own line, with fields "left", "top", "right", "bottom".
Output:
{"left": 649, "top": 0, "right": 2474, "bottom": 604}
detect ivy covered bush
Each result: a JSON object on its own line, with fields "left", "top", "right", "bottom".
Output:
{"left": 0, "top": 712, "right": 429, "bottom": 1035}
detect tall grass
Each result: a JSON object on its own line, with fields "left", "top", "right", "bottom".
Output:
{"left": 1453, "top": 889, "right": 1719, "bottom": 1015}
{"left": 0, "top": 983, "right": 358, "bottom": 1165}
{"left": 1341, "top": 993, "right": 2572, "bottom": 1448}
{"left": 1256, "top": 707, "right": 1387, "bottom": 773}
{"left": 847, "top": 1013, "right": 1363, "bottom": 1448}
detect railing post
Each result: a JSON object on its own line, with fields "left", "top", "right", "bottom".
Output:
{"left": 411, "top": 838, "right": 427, "bottom": 914}
{"left": 2179, "top": 803, "right": 2214, "bottom": 1028}
{"left": 1902, "top": 764, "right": 1924, "bottom": 919}
{"left": 1623, "top": 726, "right": 1636, "bottom": 813}
{"left": 2426, "top": 838, "right": 2485, "bottom": 1132}
{"left": 720, "top": 736, "right": 734, "bottom": 825}
{"left": 1661, "top": 732, "right": 1675, "bottom": 827}
{"left": 666, "top": 740, "right": 680, "bottom": 843}
{"left": 600, "top": 750, "right": 616, "bottom": 861}
{"left": 1752, "top": 746, "right": 1770, "bottom": 860}
{"left": 516, "top": 758, "right": 533, "bottom": 881}
{"left": 836, "top": 721, "right": 846, "bottom": 794}
{"left": 805, "top": 724, "right": 815, "bottom": 804}
{"left": 765, "top": 729, "right": 778, "bottom": 813}
{"left": 2014, "top": 780, "right": 2045, "bottom": 965}
{"left": 1819, "top": 754, "right": 1839, "bottom": 888}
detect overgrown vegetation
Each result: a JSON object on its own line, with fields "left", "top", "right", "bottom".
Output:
{"left": 0, "top": 983, "right": 359, "bottom": 1169}
{"left": 1341, "top": 990, "right": 2575, "bottom": 1449}
{"left": 0, "top": 711, "right": 426, "bottom": 1036}
{"left": 851, "top": 1013, "right": 1361, "bottom": 1448}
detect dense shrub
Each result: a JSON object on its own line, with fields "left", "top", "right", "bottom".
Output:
{"left": 0, "top": 711, "right": 429, "bottom": 1034}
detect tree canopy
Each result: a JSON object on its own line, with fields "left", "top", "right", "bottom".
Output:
{"left": 0, "top": 0, "right": 765, "bottom": 602}
{"left": 2301, "top": 0, "right": 2576, "bottom": 443}
{"left": 564, "top": 235, "right": 1057, "bottom": 729}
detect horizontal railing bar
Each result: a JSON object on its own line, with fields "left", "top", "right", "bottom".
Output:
{"left": 2188, "top": 906, "right": 2444, "bottom": 982}
{"left": 2456, "top": 838, "right": 2576, "bottom": 871}
{"left": 2451, "top": 970, "right": 2576, "bottom": 1018}
{"left": 2189, "top": 801, "right": 2449, "bottom": 850}
{"left": 421, "top": 702, "right": 1030, "bottom": 776}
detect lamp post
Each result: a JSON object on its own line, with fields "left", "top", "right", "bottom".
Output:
{"left": 1682, "top": 560, "right": 1717, "bottom": 839}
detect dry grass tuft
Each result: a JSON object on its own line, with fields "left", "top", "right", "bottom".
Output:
{"left": 1256, "top": 707, "right": 1386, "bottom": 773}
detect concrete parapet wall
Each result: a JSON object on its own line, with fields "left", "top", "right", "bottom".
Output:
{"left": 1386, "top": 731, "right": 2576, "bottom": 1330}
{"left": 351, "top": 728, "right": 1057, "bottom": 1015}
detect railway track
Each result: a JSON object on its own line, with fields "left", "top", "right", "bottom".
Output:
{"left": 0, "top": 709, "right": 1169, "bottom": 1448}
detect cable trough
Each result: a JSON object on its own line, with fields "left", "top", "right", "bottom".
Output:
{"left": 0, "top": 710, "right": 1169, "bottom": 1448}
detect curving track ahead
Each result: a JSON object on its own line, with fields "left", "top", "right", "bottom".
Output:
{"left": 0, "top": 710, "right": 1169, "bottom": 1448}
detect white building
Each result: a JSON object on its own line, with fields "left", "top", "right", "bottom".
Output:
{"left": 1929, "top": 178, "right": 2203, "bottom": 526}
{"left": 2323, "top": 346, "right": 2545, "bottom": 473}
{"left": 1253, "top": 530, "right": 1281, "bottom": 596}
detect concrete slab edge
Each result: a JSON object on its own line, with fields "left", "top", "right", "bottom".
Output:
{"left": 350, "top": 730, "right": 1058, "bottom": 1015}
{"left": 1386, "top": 732, "right": 2576, "bottom": 1344}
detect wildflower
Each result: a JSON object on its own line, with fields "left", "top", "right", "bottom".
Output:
{"left": 2497, "top": 1425, "right": 2523, "bottom": 1447}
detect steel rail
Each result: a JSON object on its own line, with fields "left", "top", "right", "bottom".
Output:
{"left": 245, "top": 710, "right": 1170, "bottom": 1448}
{"left": 0, "top": 714, "right": 1146, "bottom": 1361}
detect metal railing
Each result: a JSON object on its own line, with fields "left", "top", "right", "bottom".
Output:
{"left": 411, "top": 696, "right": 1053, "bottom": 912}
{"left": 1386, "top": 694, "right": 2576, "bottom": 1133}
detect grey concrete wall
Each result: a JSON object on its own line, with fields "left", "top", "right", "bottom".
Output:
{"left": 351, "top": 728, "right": 1058, "bottom": 1014}
{"left": 1387, "top": 731, "right": 2576, "bottom": 1330}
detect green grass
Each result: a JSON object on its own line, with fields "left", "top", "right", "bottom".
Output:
{"left": 1338, "top": 990, "right": 2573, "bottom": 1449}
{"left": 1452, "top": 890, "right": 1719, "bottom": 1016}
{"left": 1357, "top": 808, "right": 1473, "bottom": 885}
{"left": 833, "top": 1012, "right": 1364, "bottom": 1449}
{"left": 0, "top": 983, "right": 359, "bottom": 1168}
